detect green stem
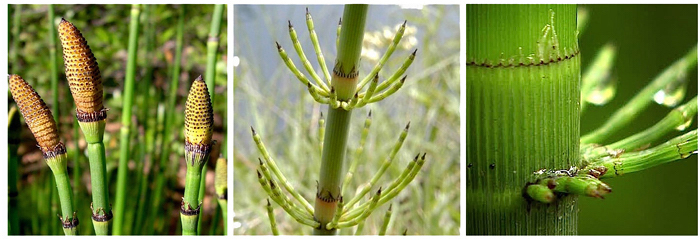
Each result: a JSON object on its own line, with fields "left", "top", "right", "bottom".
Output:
{"left": 53, "top": 170, "right": 78, "bottom": 235}
{"left": 466, "top": 5, "right": 580, "bottom": 235}
{"left": 378, "top": 205, "right": 392, "bottom": 235}
{"left": 206, "top": 4, "right": 224, "bottom": 100}
{"left": 48, "top": 5, "right": 59, "bottom": 124}
{"left": 267, "top": 199, "right": 279, "bottom": 235}
{"left": 153, "top": 7, "right": 185, "bottom": 231}
{"left": 182, "top": 165, "right": 203, "bottom": 235}
{"left": 11, "top": 5, "right": 21, "bottom": 70}
{"left": 197, "top": 166, "right": 207, "bottom": 235}
{"left": 113, "top": 5, "right": 141, "bottom": 235}
{"left": 160, "top": 5, "right": 186, "bottom": 169}
{"left": 313, "top": 5, "right": 367, "bottom": 235}
{"left": 71, "top": 118, "right": 81, "bottom": 233}
{"left": 46, "top": 153, "right": 79, "bottom": 235}
{"left": 86, "top": 141, "right": 111, "bottom": 235}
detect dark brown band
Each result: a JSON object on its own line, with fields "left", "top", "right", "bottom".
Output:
{"left": 467, "top": 50, "right": 580, "bottom": 68}
{"left": 76, "top": 108, "right": 108, "bottom": 122}
{"left": 42, "top": 142, "right": 67, "bottom": 159}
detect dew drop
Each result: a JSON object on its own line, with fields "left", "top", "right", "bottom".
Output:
{"left": 654, "top": 71, "right": 687, "bottom": 107}
{"left": 675, "top": 115, "right": 693, "bottom": 131}
{"left": 586, "top": 77, "right": 616, "bottom": 105}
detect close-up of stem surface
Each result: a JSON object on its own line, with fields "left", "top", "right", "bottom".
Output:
{"left": 467, "top": 4, "right": 580, "bottom": 234}
{"left": 467, "top": 4, "right": 697, "bottom": 235}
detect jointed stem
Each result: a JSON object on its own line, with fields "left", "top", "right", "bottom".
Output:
{"left": 588, "top": 130, "right": 698, "bottom": 179}
{"left": 289, "top": 21, "right": 329, "bottom": 92}
{"left": 313, "top": 6, "right": 367, "bottom": 235}
{"left": 86, "top": 141, "right": 111, "bottom": 235}
{"left": 306, "top": 8, "right": 333, "bottom": 86}
{"left": 267, "top": 199, "right": 280, "bottom": 235}
{"left": 253, "top": 129, "right": 313, "bottom": 214}
{"left": 113, "top": 4, "right": 141, "bottom": 235}
{"left": 344, "top": 122, "right": 409, "bottom": 209}
{"left": 342, "top": 111, "right": 372, "bottom": 196}
{"left": 582, "top": 96, "right": 697, "bottom": 162}
{"left": 378, "top": 204, "right": 392, "bottom": 235}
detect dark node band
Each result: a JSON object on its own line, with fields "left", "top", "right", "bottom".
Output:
{"left": 467, "top": 50, "right": 580, "bottom": 68}
{"left": 8, "top": 191, "right": 18, "bottom": 197}
{"left": 76, "top": 108, "right": 108, "bottom": 122}
{"left": 316, "top": 188, "right": 340, "bottom": 203}
{"left": 42, "top": 142, "right": 67, "bottom": 159}
{"left": 91, "top": 209, "right": 113, "bottom": 222}
{"left": 332, "top": 61, "right": 359, "bottom": 79}
{"left": 185, "top": 141, "right": 214, "bottom": 166}
{"left": 180, "top": 200, "right": 201, "bottom": 216}
{"left": 60, "top": 213, "right": 80, "bottom": 229}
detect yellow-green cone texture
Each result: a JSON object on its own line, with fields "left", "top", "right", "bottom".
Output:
{"left": 185, "top": 75, "right": 214, "bottom": 149}
{"left": 58, "top": 18, "right": 105, "bottom": 121}
{"left": 8, "top": 75, "right": 63, "bottom": 155}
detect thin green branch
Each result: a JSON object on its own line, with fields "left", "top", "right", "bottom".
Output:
{"left": 267, "top": 199, "right": 280, "bottom": 235}
{"left": 344, "top": 122, "right": 410, "bottom": 209}
{"left": 276, "top": 42, "right": 329, "bottom": 96}
{"left": 582, "top": 96, "right": 697, "bottom": 162}
{"left": 591, "top": 130, "right": 698, "bottom": 179}
{"left": 252, "top": 128, "right": 314, "bottom": 214}
{"left": 289, "top": 20, "right": 329, "bottom": 92}
{"left": 341, "top": 111, "right": 372, "bottom": 196}
{"left": 581, "top": 46, "right": 697, "bottom": 144}
{"left": 378, "top": 204, "right": 392, "bottom": 235}
{"left": 355, "top": 21, "right": 407, "bottom": 92}
{"left": 306, "top": 8, "right": 333, "bottom": 86}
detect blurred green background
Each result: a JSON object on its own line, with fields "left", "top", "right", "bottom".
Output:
{"left": 578, "top": 4, "right": 697, "bottom": 235}
{"left": 234, "top": 5, "right": 460, "bottom": 235}
{"left": 8, "top": 4, "right": 227, "bottom": 235}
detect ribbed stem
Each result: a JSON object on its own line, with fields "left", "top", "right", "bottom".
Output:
{"left": 48, "top": 5, "right": 59, "bottom": 123}
{"left": 86, "top": 141, "right": 111, "bottom": 235}
{"left": 466, "top": 5, "right": 580, "bottom": 235}
{"left": 206, "top": 4, "right": 224, "bottom": 101}
{"left": 53, "top": 170, "right": 77, "bottom": 235}
{"left": 313, "top": 4, "right": 367, "bottom": 235}
{"left": 113, "top": 4, "right": 141, "bottom": 235}
{"left": 182, "top": 166, "right": 202, "bottom": 235}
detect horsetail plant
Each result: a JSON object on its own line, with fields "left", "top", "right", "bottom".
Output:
{"left": 253, "top": 4, "right": 425, "bottom": 235}
{"left": 181, "top": 76, "right": 214, "bottom": 235}
{"left": 113, "top": 5, "right": 141, "bottom": 235}
{"left": 9, "top": 75, "right": 79, "bottom": 235}
{"left": 466, "top": 4, "right": 698, "bottom": 235}
{"left": 58, "top": 18, "right": 111, "bottom": 235}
